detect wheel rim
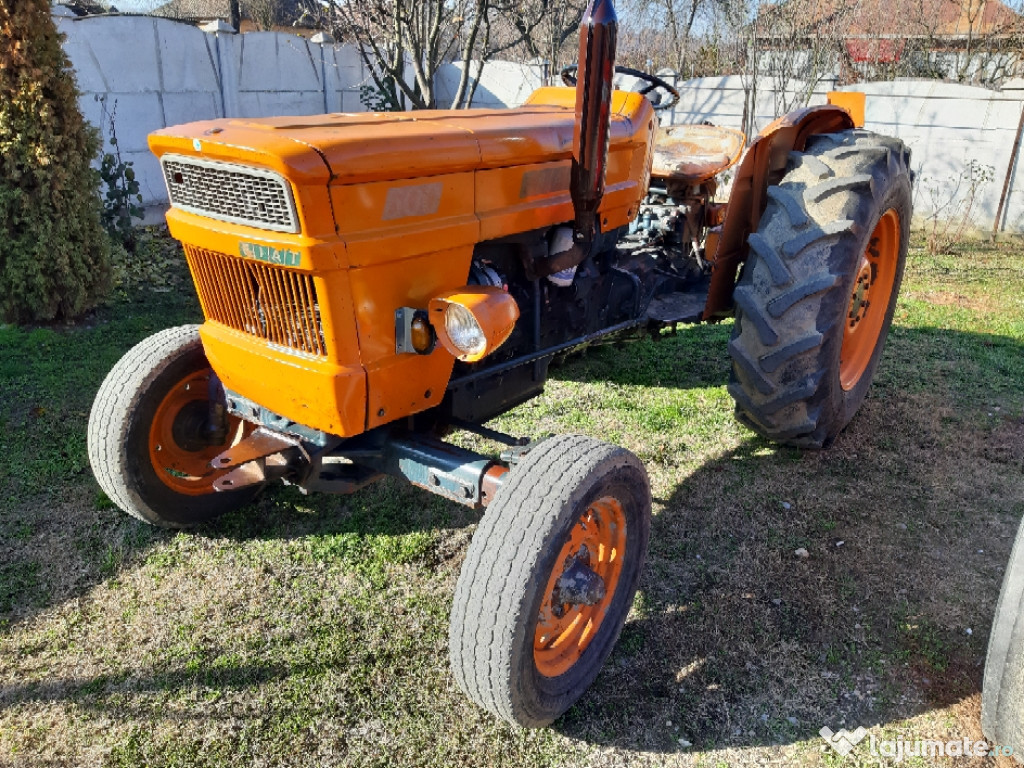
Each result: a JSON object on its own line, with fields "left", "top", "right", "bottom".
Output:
{"left": 148, "top": 369, "right": 245, "bottom": 496}
{"left": 839, "top": 208, "right": 900, "bottom": 391}
{"left": 534, "top": 497, "right": 627, "bottom": 678}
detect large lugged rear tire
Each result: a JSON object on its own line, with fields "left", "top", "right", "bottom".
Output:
{"left": 449, "top": 435, "right": 651, "bottom": 727}
{"left": 728, "top": 129, "right": 912, "bottom": 448}
{"left": 88, "top": 325, "right": 259, "bottom": 528}
{"left": 982, "top": 514, "right": 1024, "bottom": 761}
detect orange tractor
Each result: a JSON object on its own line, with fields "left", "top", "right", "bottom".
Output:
{"left": 88, "top": 0, "right": 912, "bottom": 727}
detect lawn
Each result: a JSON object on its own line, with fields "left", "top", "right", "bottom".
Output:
{"left": 1, "top": 231, "right": 1022, "bottom": 767}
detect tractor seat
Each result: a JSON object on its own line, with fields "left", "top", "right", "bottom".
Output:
{"left": 651, "top": 124, "right": 746, "bottom": 183}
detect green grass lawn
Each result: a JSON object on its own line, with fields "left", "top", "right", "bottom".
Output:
{"left": 1, "top": 232, "right": 1022, "bottom": 767}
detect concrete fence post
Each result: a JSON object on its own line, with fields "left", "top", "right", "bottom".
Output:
{"left": 311, "top": 31, "right": 334, "bottom": 114}
{"left": 201, "top": 20, "right": 239, "bottom": 118}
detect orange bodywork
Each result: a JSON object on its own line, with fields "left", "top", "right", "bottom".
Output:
{"left": 149, "top": 88, "right": 656, "bottom": 437}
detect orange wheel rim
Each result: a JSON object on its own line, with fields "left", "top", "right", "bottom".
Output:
{"left": 840, "top": 208, "right": 900, "bottom": 391}
{"left": 534, "top": 497, "right": 627, "bottom": 678}
{"left": 148, "top": 369, "right": 247, "bottom": 496}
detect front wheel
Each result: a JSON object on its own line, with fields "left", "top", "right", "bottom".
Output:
{"left": 727, "top": 129, "right": 913, "bottom": 448}
{"left": 88, "top": 325, "right": 260, "bottom": 527}
{"left": 448, "top": 435, "right": 652, "bottom": 727}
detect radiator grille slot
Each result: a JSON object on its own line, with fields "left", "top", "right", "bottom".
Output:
{"left": 162, "top": 155, "right": 299, "bottom": 233}
{"left": 185, "top": 246, "right": 326, "bottom": 357}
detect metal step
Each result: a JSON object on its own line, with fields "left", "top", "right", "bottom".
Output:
{"left": 645, "top": 288, "right": 709, "bottom": 324}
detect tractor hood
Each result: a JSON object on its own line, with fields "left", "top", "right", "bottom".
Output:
{"left": 147, "top": 88, "right": 649, "bottom": 188}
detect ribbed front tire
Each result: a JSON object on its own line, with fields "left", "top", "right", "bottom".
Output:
{"left": 449, "top": 435, "right": 651, "bottom": 727}
{"left": 88, "top": 326, "right": 259, "bottom": 527}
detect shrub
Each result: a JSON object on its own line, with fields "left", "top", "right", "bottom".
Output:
{"left": 98, "top": 99, "right": 144, "bottom": 255}
{"left": 0, "top": 0, "right": 111, "bottom": 324}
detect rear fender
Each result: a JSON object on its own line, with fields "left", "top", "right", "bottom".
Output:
{"left": 702, "top": 105, "right": 856, "bottom": 320}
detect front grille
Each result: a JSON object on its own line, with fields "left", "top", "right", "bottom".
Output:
{"left": 162, "top": 155, "right": 299, "bottom": 233}
{"left": 184, "top": 245, "right": 326, "bottom": 357}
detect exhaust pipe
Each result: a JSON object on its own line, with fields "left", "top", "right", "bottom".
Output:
{"left": 571, "top": 0, "right": 617, "bottom": 244}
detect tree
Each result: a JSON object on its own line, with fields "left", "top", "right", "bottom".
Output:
{"left": 488, "top": 0, "right": 589, "bottom": 75}
{"left": 618, "top": 0, "right": 728, "bottom": 73}
{"left": 326, "top": 0, "right": 492, "bottom": 109}
{"left": 0, "top": 0, "right": 111, "bottom": 323}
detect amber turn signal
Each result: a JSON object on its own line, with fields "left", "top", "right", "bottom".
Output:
{"left": 409, "top": 315, "right": 435, "bottom": 354}
{"left": 429, "top": 287, "right": 519, "bottom": 362}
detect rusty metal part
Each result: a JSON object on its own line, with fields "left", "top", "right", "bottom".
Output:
{"left": 481, "top": 464, "right": 508, "bottom": 506}
{"left": 214, "top": 461, "right": 267, "bottom": 492}
{"left": 702, "top": 105, "right": 856, "bottom": 321}
{"left": 208, "top": 426, "right": 304, "bottom": 471}
{"left": 651, "top": 124, "right": 746, "bottom": 184}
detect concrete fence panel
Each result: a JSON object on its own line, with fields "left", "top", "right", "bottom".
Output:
{"left": 57, "top": 14, "right": 373, "bottom": 208}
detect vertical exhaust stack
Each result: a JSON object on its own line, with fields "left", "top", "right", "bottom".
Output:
{"left": 571, "top": 0, "right": 618, "bottom": 244}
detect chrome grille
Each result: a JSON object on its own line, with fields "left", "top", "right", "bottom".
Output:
{"left": 184, "top": 245, "right": 326, "bottom": 357}
{"left": 162, "top": 155, "right": 299, "bottom": 233}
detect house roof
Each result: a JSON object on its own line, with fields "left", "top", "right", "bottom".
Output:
{"left": 151, "top": 0, "right": 230, "bottom": 21}
{"left": 58, "top": 0, "right": 119, "bottom": 16}
{"left": 151, "top": 0, "right": 310, "bottom": 26}
{"left": 758, "top": 0, "right": 1021, "bottom": 39}
{"left": 850, "top": 0, "right": 1020, "bottom": 37}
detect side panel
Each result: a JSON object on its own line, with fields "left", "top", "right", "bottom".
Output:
{"left": 331, "top": 173, "right": 480, "bottom": 266}
{"left": 348, "top": 247, "right": 475, "bottom": 430}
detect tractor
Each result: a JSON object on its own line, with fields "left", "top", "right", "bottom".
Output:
{"left": 88, "top": 0, "right": 913, "bottom": 728}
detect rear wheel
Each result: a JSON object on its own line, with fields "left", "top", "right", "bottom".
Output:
{"left": 728, "top": 130, "right": 912, "bottom": 448}
{"left": 982, "top": 514, "right": 1024, "bottom": 761}
{"left": 449, "top": 435, "right": 651, "bottom": 726}
{"left": 88, "top": 325, "right": 259, "bottom": 527}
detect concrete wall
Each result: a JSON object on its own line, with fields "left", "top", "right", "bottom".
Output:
{"left": 435, "top": 60, "right": 546, "bottom": 109}
{"left": 58, "top": 14, "right": 373, "bottom": 208}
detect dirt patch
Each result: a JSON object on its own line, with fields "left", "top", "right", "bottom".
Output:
{"left": 915, "top": 291, "right": 999, "bottom": 312}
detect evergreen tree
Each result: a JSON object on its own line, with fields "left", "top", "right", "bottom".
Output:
{"left": 0, "top": 0, "right": 111, "bottom": 323}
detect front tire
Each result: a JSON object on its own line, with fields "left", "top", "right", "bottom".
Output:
{"left": 983, "top": 514, "right": 1024, "bottom": 761}
{"left": 728, "top": 129, "right": 912, "bottom": 448}
{"left": 88, "top": 325, "right": 259, "bottom": 527}
{"left": 448, "top": 435, "right": 652, "bottom": 727}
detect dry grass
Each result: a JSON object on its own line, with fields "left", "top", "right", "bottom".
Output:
{"left": 1, "top": 234, "right": 1022, "bottom": 767}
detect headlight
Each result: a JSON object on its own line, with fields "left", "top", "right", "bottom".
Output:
{"left": 429, "top": 287, "right": 519, "bottom": 362}
{"left": 444, "top": 303, "right": 488, "bottom": 357}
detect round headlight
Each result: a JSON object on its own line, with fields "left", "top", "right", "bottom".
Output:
{"left": 444, "top": 303, "right": 487, "bottom": 357}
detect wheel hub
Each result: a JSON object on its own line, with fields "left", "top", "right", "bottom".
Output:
{"left": 170, "top": 399, "right": 214, "bottom": 453}
{"left": 848, "top": 257, "right": 873, "bottom": 326}
{"left": 551, "top": 544, "right": 607, "bottom": 617}
{"left": 534, "top": 497, "right": 627, "bottom": 678}
{"left": 839, "top": 208, "right": 900, "bottom": 391}
{"left": 149, "top": 369, "right": 248, "bottom": 496}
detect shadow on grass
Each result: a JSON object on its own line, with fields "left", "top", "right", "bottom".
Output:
{"left": 550, "top": 326, "right": 1023, "bottom": 753}
{"left": 1, "top": 322, "right": 1021, "bottom": 759}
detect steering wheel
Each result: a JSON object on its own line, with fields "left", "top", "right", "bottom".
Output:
{"left": 560, "top": 64, "right": 680, "bottom": 111}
